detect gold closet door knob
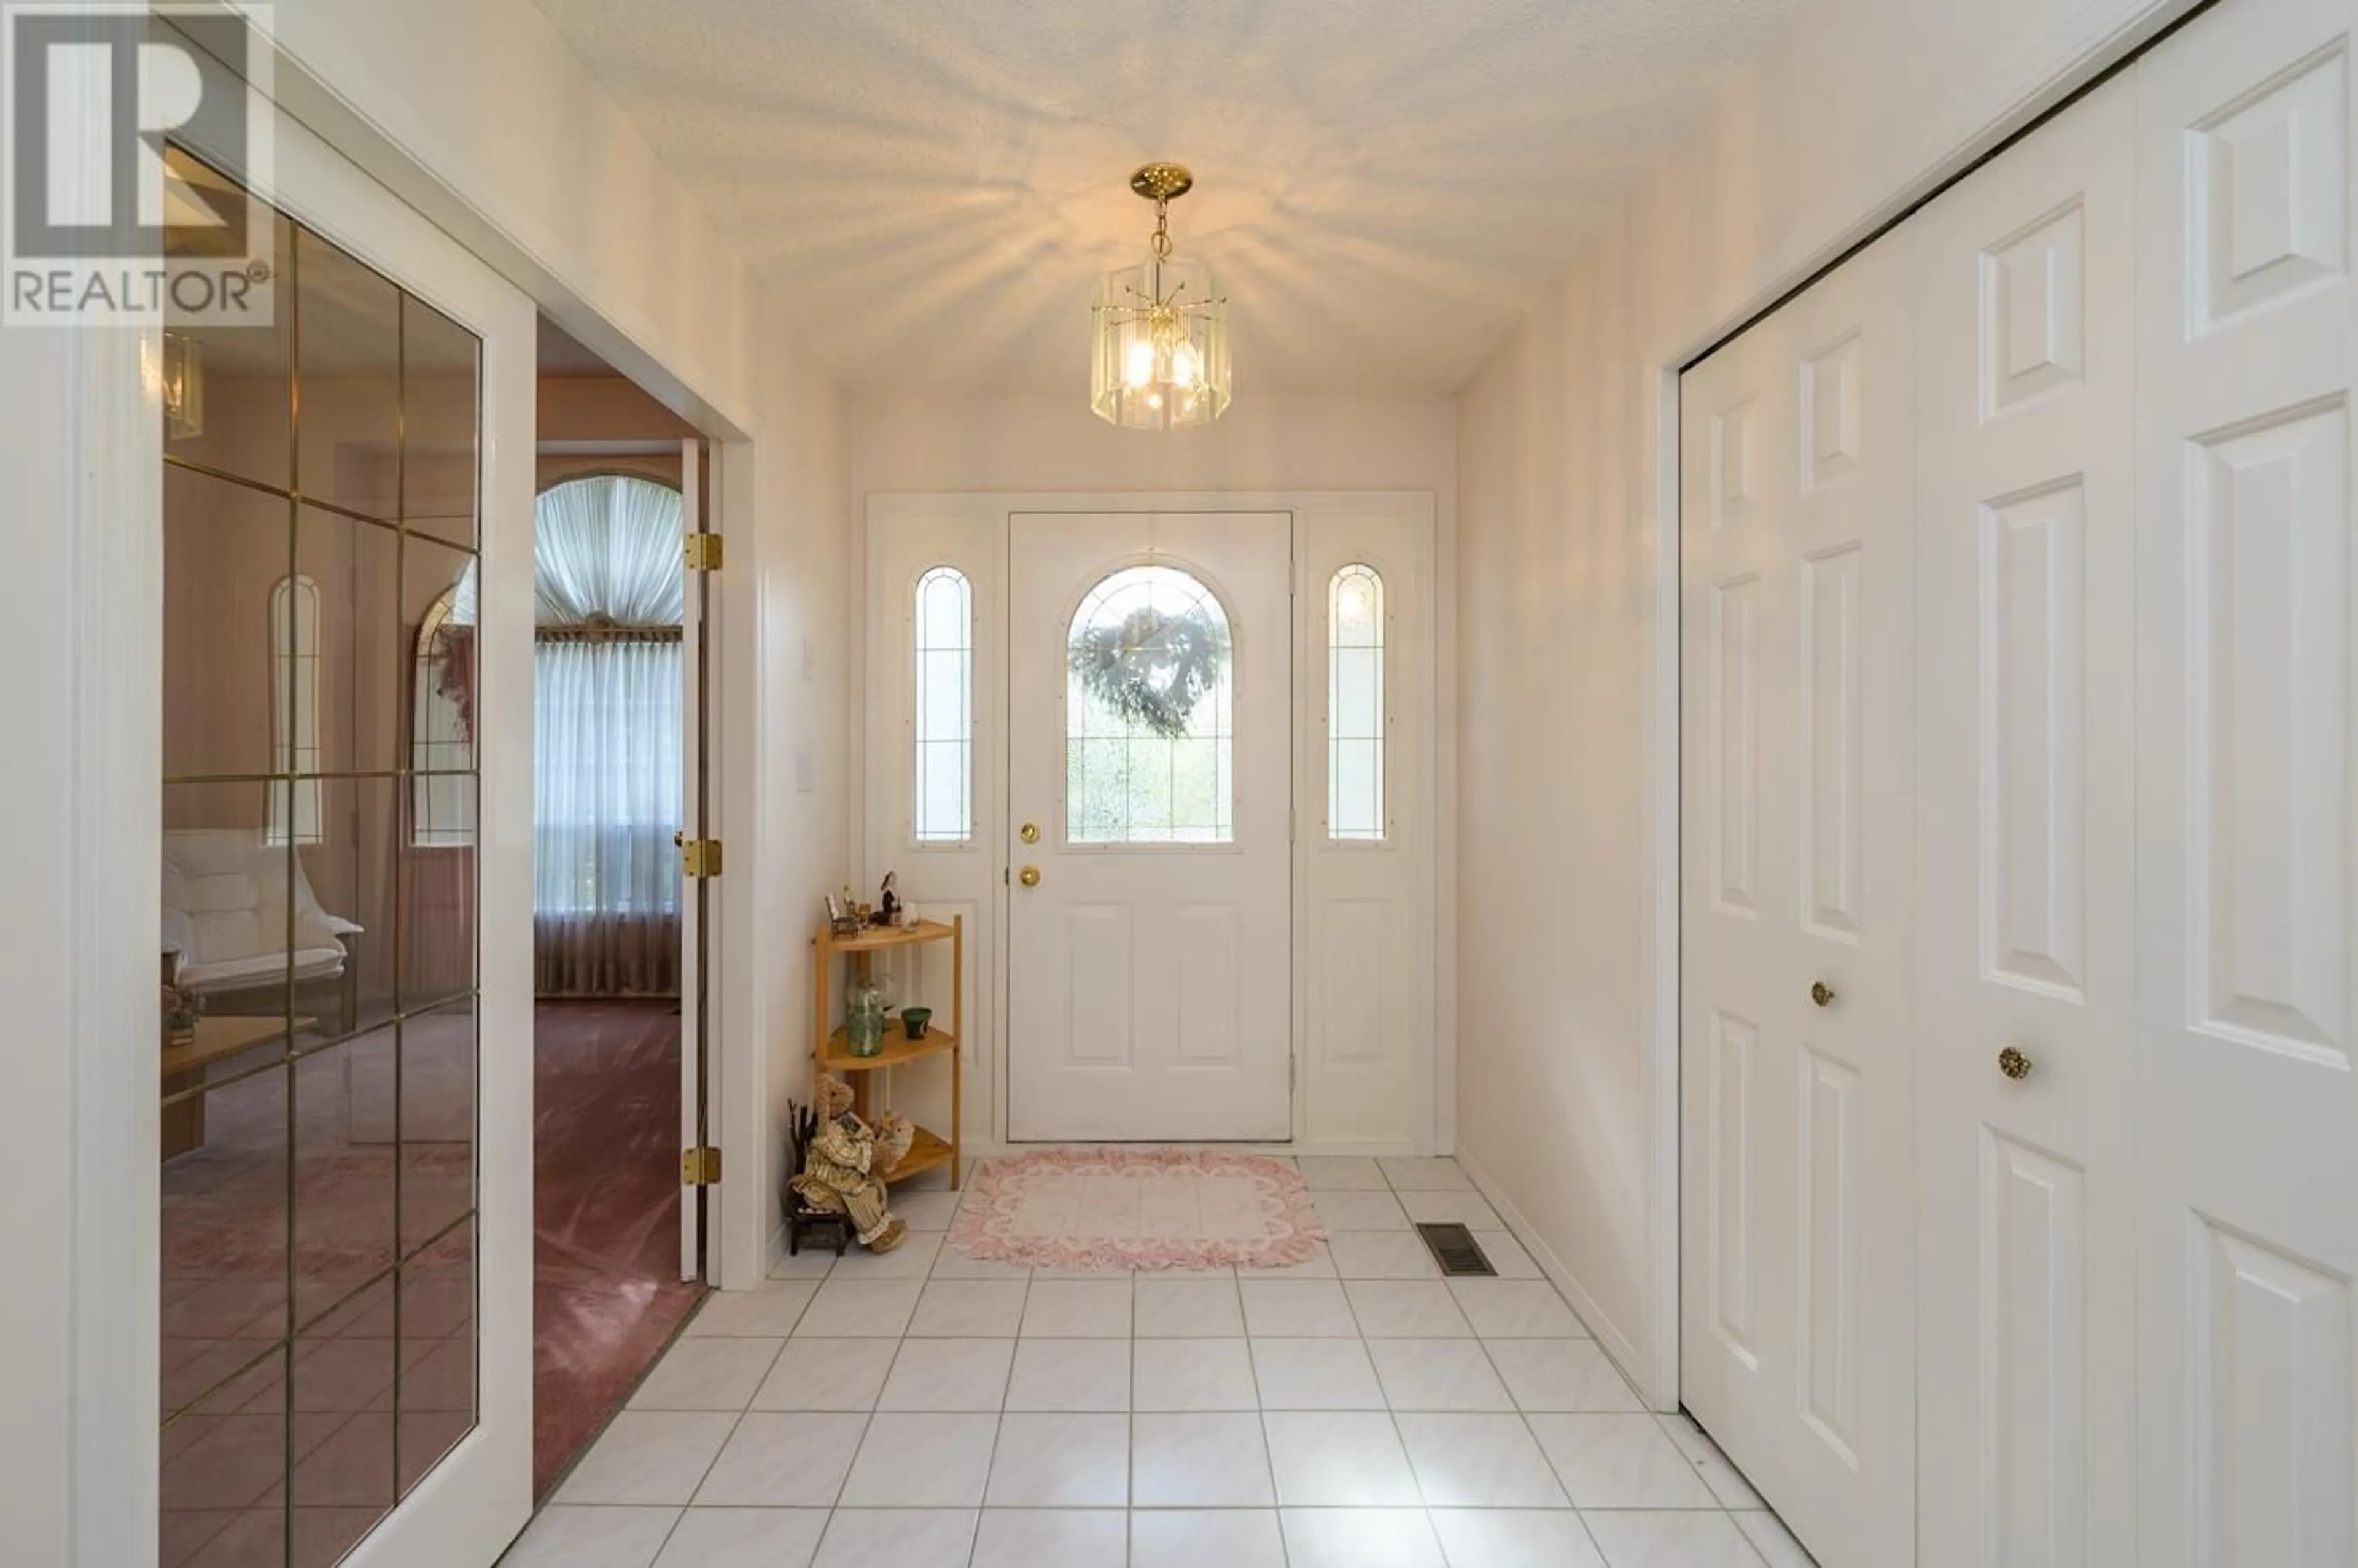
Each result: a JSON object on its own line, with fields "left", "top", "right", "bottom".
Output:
{"left": 1019, "top": 866, "right": 1041, "bottom": 888}
{"left": 1021, "top": 823, "right": 1041, "bottom": 844}
{"left": 1810, "top": 981, "right": 1836, "bottom": 1008}
{"left": 1999, "top": 1046, "right": 2034, "bottom": 1081}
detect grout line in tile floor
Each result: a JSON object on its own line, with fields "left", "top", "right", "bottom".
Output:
{"left": 502, "top": 1156, "right": 1813, "bottom": 1568}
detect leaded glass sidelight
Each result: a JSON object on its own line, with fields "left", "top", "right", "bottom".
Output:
{"left": 1328, "top": 563, "right": 1387, "bottom": 841}
{"left": 1065, "top": 565, "right": 1235, "bottom": 844}
{"left": 912, "top": 566, "right": 974, "bottom": 844}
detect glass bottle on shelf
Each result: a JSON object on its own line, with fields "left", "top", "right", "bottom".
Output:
{"left": 844, "top": 971, "right": 887, "bottom": 1058}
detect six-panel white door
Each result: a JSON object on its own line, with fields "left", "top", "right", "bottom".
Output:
{"left": 2134, "top": 0, "right": 2358, "bottom": 1559}
{"left": 1678, "top": 239, "right": 1919, "bottom": 1568}
{"left": 1006, "top": 512, "right": 1294, "bottom": 1142}
{"left": 1912, "top": 74, "right": 2141, "bottom": 1568}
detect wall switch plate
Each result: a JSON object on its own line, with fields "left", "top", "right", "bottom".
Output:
{"left": 796, "top": 747, "right": 815, "bottom": 794}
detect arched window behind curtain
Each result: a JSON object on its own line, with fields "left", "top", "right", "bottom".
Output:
{"left": 531, "top": 474, "right": 685, "bottom": 996}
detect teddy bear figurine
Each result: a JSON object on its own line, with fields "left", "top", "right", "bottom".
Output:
{"left": 788, "top": 1074, "right": 909, "bottom": 1253}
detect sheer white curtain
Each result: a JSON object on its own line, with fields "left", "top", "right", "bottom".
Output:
{"left": 532, "top": 475, "right": 684, "bottom": 996}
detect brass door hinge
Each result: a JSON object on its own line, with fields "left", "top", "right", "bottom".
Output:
{"left": 684, "top": 532, "right": 724, "bottom": 570}
{"left": 681, "top": 1146, "right": 722, "bottom": 1186}
{"left": 682, "top": 838, "right": 724, "bottom": 877}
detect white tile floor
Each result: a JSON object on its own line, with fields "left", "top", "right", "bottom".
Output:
{"left": 501, "top": 1157, "right": 1816, "bottom": 1568}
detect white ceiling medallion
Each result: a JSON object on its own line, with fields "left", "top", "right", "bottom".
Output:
{"left": 1090, "top": 161, "right": 1231, "bottom": 429}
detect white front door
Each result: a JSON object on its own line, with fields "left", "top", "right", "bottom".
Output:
{"left": 1678, "top": 239, "right": 1918, "bottom": 1568}
{"left": 1912, "top": 72, "right": 2141, "bottom": 1568}
{"left": 1006, "top": 511, "right": 1293, "bottom": 1143}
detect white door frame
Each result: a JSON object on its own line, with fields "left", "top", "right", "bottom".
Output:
{"left": 1645, "top": 2, "right": 2209, "bottom": 1413}
{"left": 860, "top": 491, "right": 1445, "bottom": 1158}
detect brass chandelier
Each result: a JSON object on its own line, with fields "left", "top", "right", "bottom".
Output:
{"left": 1090, "top": 161, "right": 1231, "bottom": 429}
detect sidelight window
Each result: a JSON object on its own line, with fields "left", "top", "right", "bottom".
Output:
{"left": 913, "top": 565, "right": 975, "bottom": 844}
{"left": 1327, "top": 562, "right": 1387, "bottom": 841}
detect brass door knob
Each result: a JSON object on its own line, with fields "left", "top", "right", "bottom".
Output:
{"left": 1999, "top": 1046, "right": 2034, "bottom": 1081}
{"left": 1021, "top": 823, "right": 1041, "bottom": 844}
{"left": 1019, "top": 866, "right": 1041, "bottom": 888}
{"left": 1810, "top": 981, "right": 1836, "bottom": 1008}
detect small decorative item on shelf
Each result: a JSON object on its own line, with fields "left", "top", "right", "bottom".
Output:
{"left": 844, "top": 972, "right": 887, "bottom": 1058}
{"left": 901, "top": 1005, "right": 933, "bottom": 1040}
{"left": 824, "top": 890, "right": 862, "bottom": 940}
{"left": 876, "top": 871, "right": 901, "bottom": 928}
{"left": 161, "top": 980, "right": 204, "bottom": 1047}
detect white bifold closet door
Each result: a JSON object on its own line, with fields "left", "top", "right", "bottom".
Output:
{"left": 1678, "top": 240, "right": 1919, "bottom": 1568}
{"left": 1912, "top": 72, "right": 2141, "bottom": 1568}
{"left": 2133, "top": 0, "right": 2358, "bottom": 1561}
{"left": 1684, "top": 0, "right": 2358, "bottom": 1562}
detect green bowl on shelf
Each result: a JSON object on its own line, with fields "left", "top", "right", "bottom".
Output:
{"left": 901, "top": 1006, "right": 933, "bottom": 1040}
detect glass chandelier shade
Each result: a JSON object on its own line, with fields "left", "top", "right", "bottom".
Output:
{"left": 1090, "top": 164, "right": 1231, "bottom": 429}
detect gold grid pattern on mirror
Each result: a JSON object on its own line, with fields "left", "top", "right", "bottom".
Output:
{"left": 159, "top": 146, "right": 483, "bottom": 1568}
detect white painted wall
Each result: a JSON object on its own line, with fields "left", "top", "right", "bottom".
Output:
{"left": 745, "top": 327, "right": 855, "bottom": 1266}
{"left": 268, "top": 0, "right": 758, "bottom": 434}
{"left": 850, "top": 394, "right": 1458, "bottom": 498}
{"left": 1452, "top": 0, "right": 2190, "bottom": 1395}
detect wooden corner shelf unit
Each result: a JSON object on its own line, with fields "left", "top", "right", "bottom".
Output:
{"left": 811, "top": 915, "right": 962, "bottom": 1190}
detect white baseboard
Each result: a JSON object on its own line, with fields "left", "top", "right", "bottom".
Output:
{"left": 1454, "top": 1146, "right": 1657, "bottom": 1408}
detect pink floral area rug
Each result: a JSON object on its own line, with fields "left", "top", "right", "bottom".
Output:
{"left": 947, "top": 1148, "right": 1328, "bottom": 1271}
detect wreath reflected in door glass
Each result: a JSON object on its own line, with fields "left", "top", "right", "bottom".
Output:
{"left": 1066, "top": 565, "right": 1234, "bottom": 844}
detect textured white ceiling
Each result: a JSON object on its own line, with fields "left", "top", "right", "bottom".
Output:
{"left": 530, "top": 0, "right": 1799, "bottom": 394}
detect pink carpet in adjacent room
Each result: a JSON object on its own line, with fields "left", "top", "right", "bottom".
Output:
{"left": 534, "top": 999, "right": 702, "bottom": 1499}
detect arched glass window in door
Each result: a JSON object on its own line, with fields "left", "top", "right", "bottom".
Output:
{"left": 1066, "top": 564, "right": 1234, "bottom": 844}
{"left": 1327, "top": 562, "right": 1387, "bottom": 840}
{"left": 912, "top": 565, "right": 973, "bottom": 844}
